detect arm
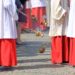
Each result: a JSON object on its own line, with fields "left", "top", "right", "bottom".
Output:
{"left": 3, "top": 0, "right": 18, "bottom": 20}
{"left": 51, "top": 0, "right": 66, "bottom": 20}
{"left": 53, "top": 6, "right": 66, "bottom": 20}
{"left": 15, "top": 0, "right": 23, "bottom": 9}
{"left": 3, "top": 0, "right": 14, "bottom": 16}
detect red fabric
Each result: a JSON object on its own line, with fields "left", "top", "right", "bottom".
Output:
{"left": 21, "top": 8, "right": 32, "bottom": 30}
{"left": 0, "top": 39, "right": 17, "bottom": 67}
{"left": 21, "top": 7, "right": 47, "bottom": 31}
{"left": 69, "top": 38, "right": 75, "bottom": 66}
{"left": 62, "top": 36, "right": 69, "bottom": 62}
{"left": 51, "top": 36, "right": 69, "bottom": 64}
{"left": 31, "top": 7, "right": 47, "bottom": 31}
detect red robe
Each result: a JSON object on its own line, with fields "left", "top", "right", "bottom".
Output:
{"left": 69, "top": 38, "right": 75, "bottom": 66}
{"left": 22, "top": 0, "right": 47, "bottom": 31}
{"left": 51, "top": 36, "right": 69, "bottom": 64}
{"left": 31, "top": 0, "right": 47, "bottom": 31}
{"left": 0, "top": 39, "right": 17, "bottom": 66}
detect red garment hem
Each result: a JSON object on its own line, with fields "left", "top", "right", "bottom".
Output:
{"left": 0, "top": 39, "right": 17, "bottom": 67}
{"left": 51, "top": 36, "right": 69, "bottom": 64}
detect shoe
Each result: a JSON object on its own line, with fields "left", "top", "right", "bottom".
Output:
{"left": 39, "top": 47, "right": 45, "bottom": 53}
{"left": 16, "top": 42, "right": 22, "bottom": 45}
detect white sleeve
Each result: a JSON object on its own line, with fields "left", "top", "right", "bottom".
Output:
{"left": 3, "top": 0, "right": 12, "bottom": 8}
{"left": 51, "top": 0, "right": 66, "bottom": 20}
{"left": 53, "top": 6, "right": 66, "bottom": 20}
{"left": 3, "top": 0, "right": 16, "bottom": 17}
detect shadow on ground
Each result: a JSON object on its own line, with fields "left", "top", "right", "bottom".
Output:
{"left": 0, "top": 64, "right": 65, "bottom": 72}
{"left": 18, "top": 58, "right": 50, "bottom": 63}
{"left": 17, "top": 41, "right": 50, "bottom": 57}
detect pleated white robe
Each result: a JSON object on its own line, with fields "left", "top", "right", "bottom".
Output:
{"left": 0, "top": 0, "right": 17, "bottom": 39}
{"left": 49, "top": 0, "right": 69, "bottom": 36}
{"left": 0, "top": 0, "right": 17, "bottom": 67}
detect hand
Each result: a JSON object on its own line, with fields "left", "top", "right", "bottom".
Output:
{"left": 18, "top": 5, "right": 23, "bottom": 11}
{"left": 21, "top": 5, "right": 23, "bottom": 9}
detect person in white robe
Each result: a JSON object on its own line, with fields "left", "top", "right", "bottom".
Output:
{"left": 66, "top": 0, "right": 75, "bottom": 66}
{"left": 0, "top": 0, "right": 17, "bottom": 67}
{"left": 49, "top": 0, "right": 69, "bottom": 64}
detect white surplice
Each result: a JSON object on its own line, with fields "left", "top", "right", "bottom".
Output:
{"left": 49, "top": 0, "right": 69, "bottom": 36}
{"left": 0, "top": 0, "right": 17, "bottom": 39}
{"left": 30, "top": 0, "right": 46, "bottom": 8}
{"left": 67, "top": 0, "right": 75, "bottom": 38}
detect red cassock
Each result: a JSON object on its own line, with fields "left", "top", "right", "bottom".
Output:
{"left": 30, "top": 0, "right": 47, "bottom": 31}
{"left": 69, "top": 38, "right": 75, "bottom": 66}
{"left": 0, "top": 39, "right": 17, "bottom": 66}
{"left": 51, "top": 36, "right": 69, "bottom": 64}
{"left": 21, "top": 0, "right": 47, "bottom": 31}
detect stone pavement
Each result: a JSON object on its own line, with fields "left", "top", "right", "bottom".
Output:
{"left": 0, "top": 31, "right": 75, "bottom": 75}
